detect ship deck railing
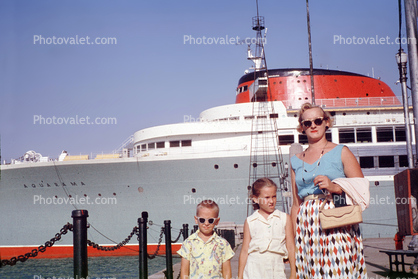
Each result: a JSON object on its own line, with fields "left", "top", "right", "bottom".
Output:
{"left": 282, "top": 96, "right": 403, "bottom": 110}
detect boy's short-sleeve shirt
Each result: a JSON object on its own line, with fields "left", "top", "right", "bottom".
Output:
{"left": 177, "top": 230, "right": 235, "bottom": 279}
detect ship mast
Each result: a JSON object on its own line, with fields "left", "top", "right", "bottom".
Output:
{"left": 247, "top": 1, "right": 290, "bottom": 215}
{"left": 305, "top": 0, "right": 316, "bottom": 104}
{"left": 247, "top": 0, "right": 266, "bottom": 72}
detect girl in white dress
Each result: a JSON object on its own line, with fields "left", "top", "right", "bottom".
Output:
{"left": 238, "top": 178, "right": 296, "bottom": 279}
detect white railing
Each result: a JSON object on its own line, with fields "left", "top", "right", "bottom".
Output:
{"left": 282, "top": 96, "right": 402, "bottom": 109}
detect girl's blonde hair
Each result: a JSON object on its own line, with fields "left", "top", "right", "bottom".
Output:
{"left": 296, "top": 102, "right": 333, "bottom": 133}
{"left": 251, "top": 178, "right": 277, "bottom": 210}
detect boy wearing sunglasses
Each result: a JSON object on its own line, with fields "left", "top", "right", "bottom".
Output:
{"left": 178, "top": 199, "right": 234, "bottom": 279}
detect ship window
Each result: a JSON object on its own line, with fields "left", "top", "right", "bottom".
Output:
{"left": 339, "top": 128, "right": 355, "bottom": 143}
{"left": 141, "top": 144, "right": 146, "bottom": 151}
{"left": 360, "top": 156, "right": 374, "bottom": 168}
{"left": 298, "top": 134, "right": 308, "bottom": 144}
{"left": 376, "top": 127, "right": 394, "bottom": 142}
{"left": 270, "top": 113, "right": 278, "bottom": 119}
{"left": 244, "top": 116, "right": 255, "bottom": 120}
{"left": 244, "top": 85, "right": 248, "bottom": 91}
{"left": 356, "top": 128, "right": 372, "bottom": 143}
{"left": 379, "top": 156, "right": 394, "bottom": 168}
{"left": 395, "top": 126, "right": 406, "bottom": 142}
{"left": 326, "top": 131, "right": 332, "bottom": 142}
{"left": 170, "top": 141, "right": 180, "bottom": 147}
{"left": 399, "top": 155, "right": 409, "bottom": 167}
{"left": 148, "top": 142, "right": 155, "bottom": 150}
{"left": 181, "top": 140, "right": 192, "bottom": 147}
{"left": 278, "top": 135, "right": 294, "bottom": 145}
{"left": 156, "top": 141, "right": 165, "bottom": 148}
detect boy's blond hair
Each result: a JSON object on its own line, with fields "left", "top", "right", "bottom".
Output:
{"left": 196, "top": 199, "right": 219, "bottom": 217}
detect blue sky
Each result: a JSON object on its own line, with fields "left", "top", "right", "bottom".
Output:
{"left": 0, "top": 0, "right": 404, "bottom": 161}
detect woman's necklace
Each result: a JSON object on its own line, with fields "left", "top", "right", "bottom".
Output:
{"left": 301, "top": 141, "right": 328, "bottom": 184}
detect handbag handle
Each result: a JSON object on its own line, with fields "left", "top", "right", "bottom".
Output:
{"left": 319, "top": 197, "right": 330, "bottom": 212}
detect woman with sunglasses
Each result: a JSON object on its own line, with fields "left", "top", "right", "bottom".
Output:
{"left": 290, "top": 103, "right": 367, "bottom": 278}
{"left": 238, "top": 178, "right": 296, "bottom": 279}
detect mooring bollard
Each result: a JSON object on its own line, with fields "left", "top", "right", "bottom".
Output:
{"left": 164, "top": 220, "right": 173, "bottom": 279}
{"left": 72, "top": 210, "right": 89, "bottom": 279}
{"left": 182, "top": 224, "right": 189, "bottom": 240}
{"left": 138, "top": 216, "right": 148, "bottom": 279}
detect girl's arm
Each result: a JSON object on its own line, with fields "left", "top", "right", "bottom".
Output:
{"left": 222, "top": 259, "right": 232, "bottom": 279}
{"left": 285, "top": 214, "right": 297, "bottom": 279}
{"left": 238, "top": 220, "right": 251, "bottom": 279}
{"left": 179, "top": 258, "right": 190, "bottom": 279}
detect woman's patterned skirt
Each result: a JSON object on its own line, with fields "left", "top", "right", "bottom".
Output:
{"left": 295, "top": 199, "right": 368, "bottom": 279}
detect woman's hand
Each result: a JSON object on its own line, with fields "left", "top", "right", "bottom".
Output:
{"left": 314, "top": 175, "right": 343, "bottom": 196}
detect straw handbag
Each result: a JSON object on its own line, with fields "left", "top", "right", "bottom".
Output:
{"left": 319, "top": 200, "right": 362, "bottom": 230}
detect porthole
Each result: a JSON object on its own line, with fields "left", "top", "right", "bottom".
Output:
{"left": 138, "top": 187, "right": 144, "bottom": 193}
{"left": 253, "top": 163, "right": 258, "bottom": 168}
{"left": 192, "top": 188, "right": 196, "bottom": 193}
{"left": 234, "top": 164, "right": 238, "bottom": 168}
{"left": 272, "top": 162, "right": 277, "bottom": 167}
{"left": 214, "top": 164, "right": 219, "bottom": 169}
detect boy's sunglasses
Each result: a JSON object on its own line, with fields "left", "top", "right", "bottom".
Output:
{"left": 196, "top": 217, "right": 217, "bottom": 224}
{"left": 301, "top": 117, "right": 326, "bottom": 128}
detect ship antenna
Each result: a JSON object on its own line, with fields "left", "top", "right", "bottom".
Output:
{"left": 306, "top": 0, "right": 315, "bottom": 104}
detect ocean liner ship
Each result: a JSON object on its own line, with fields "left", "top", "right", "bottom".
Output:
{"left": 0, "top": 5, "right": 411, "bottom": 259}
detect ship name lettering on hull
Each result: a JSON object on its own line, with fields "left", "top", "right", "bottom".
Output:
{"left": 23, "top": 181, "right": 86, "bottom": 188}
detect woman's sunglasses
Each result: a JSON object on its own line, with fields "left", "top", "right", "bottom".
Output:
{"left": 301, "top": 117, "right": 326, "bottom": 128}
{"left": 196, "top": 217, "right": 217, "bottom": 224}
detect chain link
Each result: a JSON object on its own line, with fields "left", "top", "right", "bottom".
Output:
{"left": 0, "top": 222, "right": 73, "bottom": 267}
{"left": 171, "top": 229, "right": 183, "bottom": 243}
{"left": 147, "top": 227, "right": 164, "bottom": 259}
{"left": 87, "top": 226, "right": 139, "bottom": 251}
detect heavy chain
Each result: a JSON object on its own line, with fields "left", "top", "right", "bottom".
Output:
{"left": 87, "top": 226, "right": 139, "bottom": 251}
{"left": 171, "top": 229, "right": 183, "bottom": 243}
{"left": 147, "top": 227, "right": 164, "bottom": 259}
{"left": 0, "top": 222, "right": 73, "bottom": 267}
